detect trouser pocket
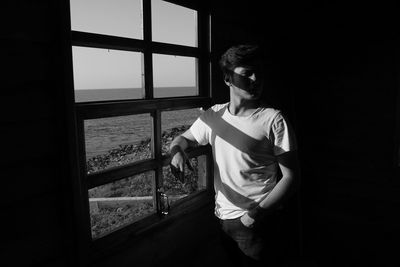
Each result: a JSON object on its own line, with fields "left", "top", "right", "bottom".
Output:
{"left": 220, "top": 218, "right": 263, "bottom": 260}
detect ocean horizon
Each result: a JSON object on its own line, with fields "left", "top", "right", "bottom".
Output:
{"left": 75, "top": 86, "right": 197, "bottom": 102}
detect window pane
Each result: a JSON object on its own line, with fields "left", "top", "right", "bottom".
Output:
{"left": 89, "top": 171, "right": 155, "bottom": 239}
{"left": 153, "top": 54, "right": 198, "bottom": 97}
{"left": 152, "top": 0, "right": 197, "bottom": 47}
{"left": 162, "top": 155, "right": 207, "bottom": 205}
{"left": 161, "top": 108, "right": 203, "bottom": 155}
{"left": 73, "top": 47, "right": 144, "bottom": 102}
{"left": 85, "top": 114, "right": 152, "bottom": 174}
{"left": 70, "top": 0, "right": 143, "bottom": 39}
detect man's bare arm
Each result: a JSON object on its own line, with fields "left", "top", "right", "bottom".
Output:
{"left": 241, "top": 151, "right": 300, "bottom": 226}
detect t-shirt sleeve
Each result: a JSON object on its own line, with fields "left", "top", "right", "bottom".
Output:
{"left": 189, "top": 111, "right": 211, "bottom": 146}
{"left": 270, "top": 112, "right": 297, "bottom": 155}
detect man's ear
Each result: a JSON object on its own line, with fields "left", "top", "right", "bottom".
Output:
{"left": 224, "top": 74, "right": 231, "bottom": 86}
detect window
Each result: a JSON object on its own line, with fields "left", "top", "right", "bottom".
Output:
{"left": 69, "top": 0, "right": 212, "bottom": 254}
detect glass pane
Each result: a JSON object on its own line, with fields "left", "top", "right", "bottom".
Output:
{"left": 73, "top": 47, "right": 144, "bottom": 102}
{"left": 153, "top": 54, "right": 198, "bottom": 98}
{"left": 152, "top": 0, "right": 197, "bottom": 47}
{"left": 89, "top": 171, "right": 155, "bottom": 239}
{"left": 161, "top": 108, "right": 203, "bottom": 155}
{"left": 70, "top": 0, "right": 143, "bottom": 39}
{"left": 85, "top": 114, "right": 152, "bottom": 174}
{"left": 162, "top": 155, "right": 207, "bottom": 205}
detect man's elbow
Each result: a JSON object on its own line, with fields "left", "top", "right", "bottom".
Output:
{"left": 282, "top": 172, "right": 300, "bottom": 194}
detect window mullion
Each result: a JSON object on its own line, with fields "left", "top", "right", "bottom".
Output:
{"left": 152, "top": 110, "right": 162, "bottom": 161}
{"left": 198, "top": 10, "right": 211, "bottom": 98}
{"left": 76, "top": 97, "right": 211, "bottom": 120}
{"left": 76, "top": 118, "right": 93, "bottom": 248}
{"left": 71, "top": 31, "right": 145, "bottom": 52}
{"left": 143, "top": 0, "right": 154, "bottom": 99}
{"left": 152, "top": 110, "right": 163, "bottom": 215}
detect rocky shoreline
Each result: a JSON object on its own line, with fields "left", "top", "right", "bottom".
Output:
{"left": 86, "top": 125, "right": 190, "bottom": 174}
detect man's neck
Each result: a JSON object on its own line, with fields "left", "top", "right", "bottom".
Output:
{"left": 228, "top": 98, "right": 260, "bottom": 116}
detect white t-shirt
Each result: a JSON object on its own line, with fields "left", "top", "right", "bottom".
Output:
{"left": 190, "top": 103, "right": 297, "bottom": 219}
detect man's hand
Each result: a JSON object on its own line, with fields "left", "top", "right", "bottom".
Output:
{"left": 240, "top": 212, "right": 256, "bottom": 228}
{"left": 169, "top": 132, "right": 197, "bottom": 182}
{"left": 170, "top": 145, "right": 193, "bottom": 183}
{"left": 170, "top": 145, "right": 186, "bottom": 172}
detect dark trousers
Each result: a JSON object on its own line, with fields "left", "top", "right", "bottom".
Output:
{"left": 218, "top": 210, "right": 285, "bottom": 267}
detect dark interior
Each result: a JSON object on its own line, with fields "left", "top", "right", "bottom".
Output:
{"left": 3, "top": 1, "right": 399, "bottom": 266}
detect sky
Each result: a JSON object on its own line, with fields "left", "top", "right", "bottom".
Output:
{"left": 70, "top": 0, "right": 198, "bottom": 90}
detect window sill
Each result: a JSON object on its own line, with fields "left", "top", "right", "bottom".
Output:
{"left": 89, "top": 189, "right": 214, "bottom": 261}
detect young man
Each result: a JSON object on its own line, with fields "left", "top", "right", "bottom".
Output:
{"left": 169, "top": 44, "right": 299, "bottom": 266}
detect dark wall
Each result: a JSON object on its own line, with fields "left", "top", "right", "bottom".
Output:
{"left": 289, "top": 2, "right": 400, "bottom": 266}
{"left": 3, "top": 1, "right": 75, "bottom": 266}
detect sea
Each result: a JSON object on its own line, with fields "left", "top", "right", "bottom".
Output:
{"left": 78, "top": 87, "right": 203, "bottom": 158}
{"left": 75, "top": 86, "right": 197, "bottom": 102}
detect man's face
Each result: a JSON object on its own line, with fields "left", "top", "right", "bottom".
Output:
{"left": 229, "top": 66, "right": 264, "bottom": 99}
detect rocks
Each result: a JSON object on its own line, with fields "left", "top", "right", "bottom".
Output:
{"left": 86, "top": 125, "right": 191, "bottom": 174}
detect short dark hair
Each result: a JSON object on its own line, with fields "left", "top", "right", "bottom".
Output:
{"left": 219, "top": 44, "right": 264, "bottom": 79}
